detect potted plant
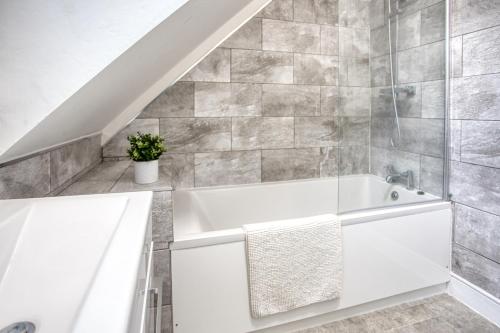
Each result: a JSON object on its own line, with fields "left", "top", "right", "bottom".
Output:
{"left": 127, "top": 132, "right": 167, "bottom": 184}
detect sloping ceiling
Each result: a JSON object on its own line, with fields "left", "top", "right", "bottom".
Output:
{"left": 0, "top": 0, "right": 270, "bottom": 163}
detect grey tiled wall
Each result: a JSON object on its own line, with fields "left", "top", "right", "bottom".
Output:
{"left": 449, "top": 0, "right": 500, "bottom": 299}
{"left": 104, "top": 0, "right": 371, "bottom": 187}
{"left": 369, "top": 0, "right": 446, "bottom": 197}
{"left": 0, "top": 135, "right": 102, "bottom": 199}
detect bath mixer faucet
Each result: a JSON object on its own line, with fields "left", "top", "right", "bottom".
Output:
{"left": 385, "top": 165, "right": 414, "bottom": 190}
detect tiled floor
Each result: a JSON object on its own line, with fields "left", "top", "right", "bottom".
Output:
{"left": 294, "top": 294, "right": 500, "bottom": 333}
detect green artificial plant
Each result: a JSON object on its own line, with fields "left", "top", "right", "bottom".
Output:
{"left": 127, "top": 132, "right": 167, "bottom": 162}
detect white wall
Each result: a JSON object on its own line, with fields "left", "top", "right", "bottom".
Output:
{"left": 0, "top": 0, "right": 186, "bottom": 160}
{"left": 0, "top": 0, "right": 270, "bottom": 164}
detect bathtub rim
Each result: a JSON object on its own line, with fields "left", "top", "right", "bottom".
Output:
{"left": 170, "top": 200, "right": 450, "bottom": 250}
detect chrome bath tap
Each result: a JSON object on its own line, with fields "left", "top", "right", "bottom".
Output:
{"left": 385, "top": 165, "right": 414, "bottom": 190}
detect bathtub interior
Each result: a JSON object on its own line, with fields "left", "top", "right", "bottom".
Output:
{"left": 173, "top": 174, "right": 439, "bottom": 239}
{"left": 338, "top": 175, "right": 438, "bottom": 212}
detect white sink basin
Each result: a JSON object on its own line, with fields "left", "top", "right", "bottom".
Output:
{"left": 0, "top": 192, "right": 153, "bottom": 333}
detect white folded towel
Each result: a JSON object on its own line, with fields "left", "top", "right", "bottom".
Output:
{"left": 243, "top": 214, "right": 342, "bottom": 318}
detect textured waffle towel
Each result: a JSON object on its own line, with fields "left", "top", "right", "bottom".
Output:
{"left": 243, "top": 214, "right": 342, "bottom": 318}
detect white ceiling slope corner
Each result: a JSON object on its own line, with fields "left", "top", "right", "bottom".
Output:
{"left": 0, "top": 0, "right": 271, "bottom": 164}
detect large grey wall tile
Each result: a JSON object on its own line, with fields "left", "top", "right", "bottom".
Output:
{"left": 195, "top": 151, "right": 261, "bottom": 187}
{"left": 194, "top": 82, "right": 261, "bottom": 117}
{"left": 398, "top": 47, "right": 424, "bottom": 83}
{"left": 371, "top": 86, "right": 393, "bottom": 117}
{"left": 158, "top": 154, "right": 195, "bottom": 189}
{"left": 451, "top": 74, "right": 500, "bottom": 120}
{"left": 461, "top": 120, "right": 500, "bottom": 168}
{"left": 295, "top": 117, "right": 339, "bottom": 147}
{"left": 422, "top": 80, "right": 445, "bottom": 118}
{"left": 399, "top": 118, "right": 444, "bottom": 157}
{"left": 455, "top": 204, "right": 500, "bottom": 264}
{"left": 371, "top": 116, "right": 396, "bottom": 149}
{"left": 257, "top": 0, "right": 293, "bottom": 21}
{"left": 339, "top": 87, "right": 370, "bottom": 116}
{"left": 452, "top": 0, "right": 500, "bottom": 36}
{"left": 370, "top": 147, "right": 421, "bottom": 185}
{"left": 391, "top": 0, "right": 441, "bottom": 16}
{"left": 450, "top": 161, "right": 500, "bottom": 215}
{"left": 370, "top": 26, "right": 389, "bottom": 58}
{"left": 232, "top": 117, "right": 294, "bottom": 150}
{"left": 231, "top": 49, "right": 293, "bottom": 84}
{"left": 370, "top": 0, "right": 386, "bottom": 29}
{"left": 262, "top": 84, "right": 320, "bottom": 116}
{"left": 339, "top": 145, "right": 369, "bottom": 175}
{"left": 50, "top": 135, "right": 101, "bottom": 190}
{"left": 421, "top": 2, "right": 445, "bottom": 44}
{"left": 340, "top": 117, "right": 370, "bottom": 145}
{"left": 420, "top": 155, "right": 444, "bottom": 197}
{"left": 451, "top": 36, "right": 463, "bottom": 78}
{"left": 463, "top": 25, "right": 500, "bottom": 76}
{"left": 294, "top": 54, "right": 339, "bottom": 85}
{"left": 450, "top": 120, "right": 461, "bottom": 161}
{"left": 320, "top": 147, "right": 339, "bottom": 177}
{"left": 294, "top": 0, "right": 339, "bottom": 25}
{"left": 262, "top": 19, "right": 320, "bottom": 53}
{"left": 340, "top": 57, "right": 370, "bottom": 87}
{"left": 60, "top": 160, "right": 130, "bottom": 196}
{"left": 140, "top": 82, "right": 194, "bottom": 118}
{"left": 372, "top": 118, "right": 444, "bottom": 157}
{"left": 181, "top": 48, "right": 230, "bottom": 82}
{"left": 160, "top": 118, "right": 231, "bottom": 153}
{"left": 0, "top": 153, "right": 50, "bottom": 199}
{"left": 399, "top": 42, "right": 445, "bottom": 83}
{"left": 320, "top": 86, "right": 339, "bottom": 116}
{"left": 423, "top": 41, "right": 446, "bottom": 81}
{"left": 397, "top": 11, "right": 421, "bottom": 50}
{"left": 321, "top": 25, "right": 339, "bottom": 56}
{"left": 374, "top": 118, "right": 444, "bottom": 156}
{"left": 371, "top": 55, "right": 391, "bottom": 86}
{"left": 339, "top": 0, "right": 370, "bottom": 28}
{"left": 262, "top": 148, "right": 320, "bottom": 181}
{"left": 452, "top": 245, "right": 500, "bottom": 299}
{"left": 221, "top": 18, "right": 262, "bottom": 50}
{"left": 396, "top": 83, "right": 421, "bottom": 117}
{"left": 339, "top": 27, "right": 370, "bottom": 58}
{"left": 152, "top": 191, "right": 173, "bottom": 250}
{"left": 103, "top": 119, "right": 159, "bottom": 158}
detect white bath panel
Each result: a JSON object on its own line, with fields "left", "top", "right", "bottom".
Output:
{"left": 171, "top": 203, "right": 452, "bottom": 333}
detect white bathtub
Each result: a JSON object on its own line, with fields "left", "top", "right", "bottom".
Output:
{"left": 170, "top": 175, "right": 452, "bottom": 333}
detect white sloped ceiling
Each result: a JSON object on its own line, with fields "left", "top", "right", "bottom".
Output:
{"left": 0, "top": 0, "right": 270, "bottom": 163}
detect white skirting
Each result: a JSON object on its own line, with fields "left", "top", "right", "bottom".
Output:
{"left": 447, "top": 273, "right": 500, "bottom": 328}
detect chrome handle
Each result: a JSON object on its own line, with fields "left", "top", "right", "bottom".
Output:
{"left": 150, "top": 280, "right": 163, "bottom": 333}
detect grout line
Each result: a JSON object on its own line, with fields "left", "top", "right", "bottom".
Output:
{"left": 453, "top": 243, "right": 500, "bottom": 266}
{"left": 453, "top": 201, "right": 500, "bottom": 219}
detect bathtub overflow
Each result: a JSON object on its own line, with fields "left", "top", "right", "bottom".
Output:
{"left": 390, "top": 191, "right": 399, "bottom": 201}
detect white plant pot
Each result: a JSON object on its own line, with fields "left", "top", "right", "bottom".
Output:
{"left": 134, "top": 160, "right": 159, "bottom": 184}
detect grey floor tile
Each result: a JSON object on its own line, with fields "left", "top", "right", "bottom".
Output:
{"left": 294, "top": 294, "right": 500, "bottom": 333}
